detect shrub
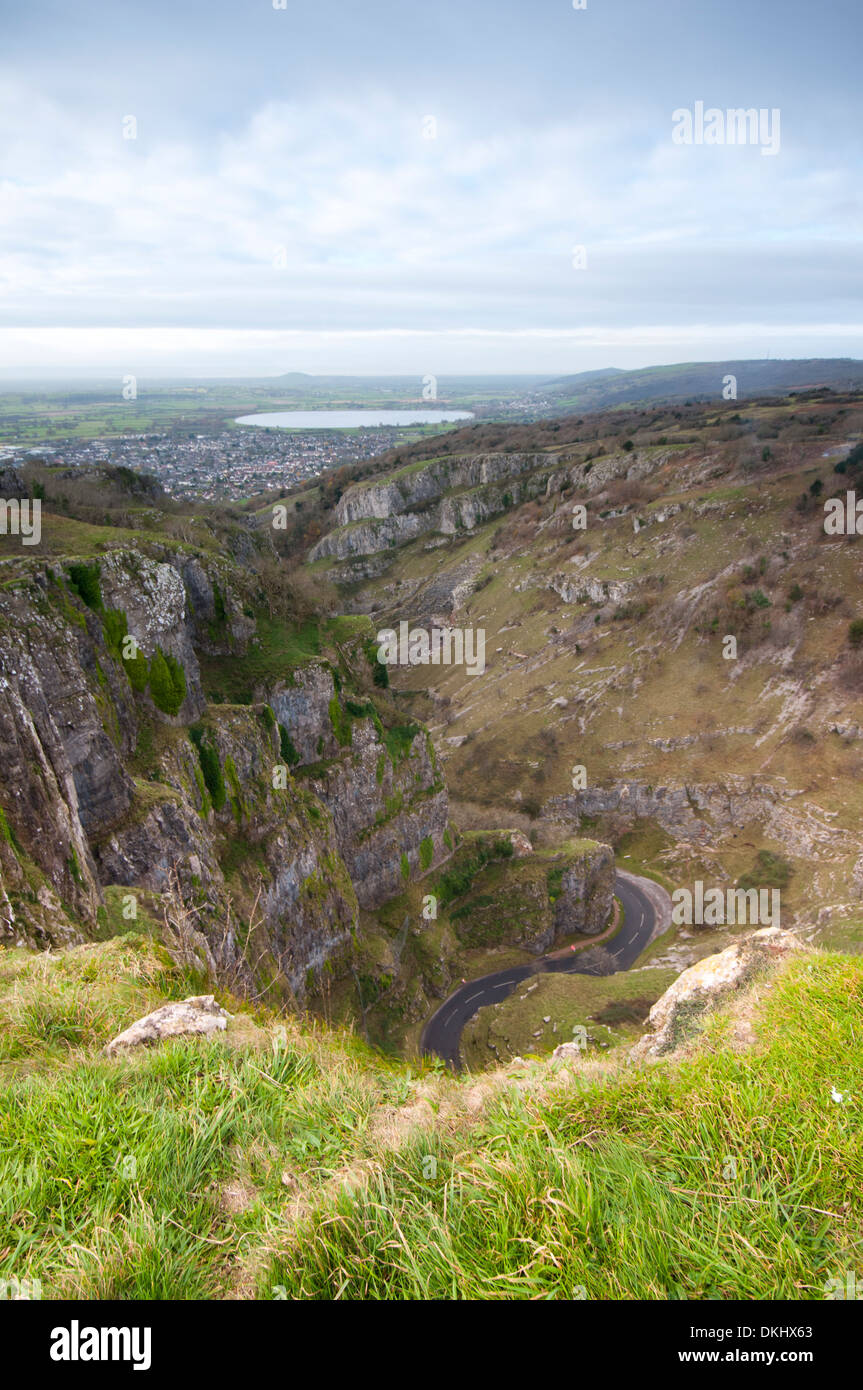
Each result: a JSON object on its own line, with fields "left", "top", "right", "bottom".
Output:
{"left": 279, "top": 724, "right": 300, "bottom": 766}
{"left": 260, "top": 704, "right": 276, "bottom": 731}
{"left": 212, "top": 581, "right": 227, "bottom": 625}
{"left": 189, "top": 726, "right": 226, "bottom": 811}
{"left": 67, "top": 562, "right": 102, "bottom": 611}
{"left": 848, "top": 619, "right": 863, "bottom": 649}
{"left": 124, "top": 647, "right": 149, "bottom": 692}
{"left": 148, "top": 648, "right": 187, "bottom": 716}
{"left": 328, "top": 695, "right": 353, "bottom": 748}
{"left": 436, "top": 837, "right": 514, "bottom": 908}
{"left": 419, "top": 836, "right": 434, "bottom": 872}
{"left": 841, "top": 442, "right": 863, "bottom": 474}
{"left": 101, "top": 608, "right": 128, "bottom": 655}
{"left": 737, "top": 850, "right": 792, "bottom": 892}
{"left": 365, "top": 640, "right": 390, "bottom": 688}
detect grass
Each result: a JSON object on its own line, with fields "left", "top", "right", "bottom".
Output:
{"left": 267, "top": 954, "right": 862, "bottom": 1299}
{"left": 199, "top": 615, "right": 321, "bottom": 703}
{"left": 0, "top": 935, "right": 860, "bottom": 1300}
{"left": 461, "top": 965, "right": 678, "bottom": 1067}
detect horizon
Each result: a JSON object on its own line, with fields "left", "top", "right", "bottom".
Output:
{"left": 2, "top": 353, "right": 863, "bottom": 386}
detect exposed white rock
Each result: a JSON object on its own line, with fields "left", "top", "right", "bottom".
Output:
{"left": 105, "top": 995, "right": 231, "bottom": 1055}
{"left": 631, "top": 927, "right": 806, "bottom": 1059}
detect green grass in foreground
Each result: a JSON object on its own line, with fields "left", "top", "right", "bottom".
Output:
{"left": 268, "top": 956, "right": 862, "bottom": 1299}
{"left": 0, "top": 936, "right": 860, "bottom": 1299}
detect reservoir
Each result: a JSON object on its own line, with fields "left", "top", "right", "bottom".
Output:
{"left": 235, "top": 409, "right": 474, "bottom": 429}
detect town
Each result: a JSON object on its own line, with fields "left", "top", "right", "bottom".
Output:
{"left": 0, "top": 423, "right": 434, "bottom": 502}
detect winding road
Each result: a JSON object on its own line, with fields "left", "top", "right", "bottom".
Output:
{"left": 420, "top": 870, "right": 667, "bottom": 1069}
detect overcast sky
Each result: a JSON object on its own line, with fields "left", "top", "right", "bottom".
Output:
{"left": 0, "top": 0, "right": 860, "bottom": 377}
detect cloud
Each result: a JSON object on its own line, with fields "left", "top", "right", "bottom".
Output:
{"left": 0, "top": 56, "right": 860, "bottom": 371}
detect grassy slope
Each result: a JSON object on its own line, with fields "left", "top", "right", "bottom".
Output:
{"left": 349, "top": 396, "right": 863, "bottom": 943}
{"left": 460, "top": 965, "right": 680, "bottom": 1067}
{"left": 1, "top": 934, "right": 860, "bottom": 1300}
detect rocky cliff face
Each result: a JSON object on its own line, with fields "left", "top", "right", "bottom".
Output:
{"left": 0, "top": 544, "right": 450, "bottom": 1001}
{"left": 436, "top": 837, "right": 614, "bottom": 957}
{"left": 310, "top": 453, "right": 562, "bottom": 565}
{"left": 334, "top": 453, "right": 555, "bottom": 527}
{"left": 547, "top": 777, "right": 851, "bottom": 863}
{"left": 552, "top": 841, "right": 615, "bottom": 937}
{"left": 302, "top": 717, "right": 448, "bottom": 910}
{"left": 307, "top": 445, "right": 675, "bottom": 573}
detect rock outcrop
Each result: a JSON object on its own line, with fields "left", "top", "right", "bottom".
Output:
{"left": 105, "top": 994, "right": 231, "bottom": 1054}
{"left": 447, "top": 839, "right": 614, "bottom": 956}
{"left": 631, "top": 926, "right": 806, "bottom": 1058}
{"left": 547, "top": 777, "right": 848, "bottom": 860}
{"left": 310, "top": 453, "right": 560, "bottom": 564}
{"left": 552, "top": 841, "right": 615, "bottom": 936}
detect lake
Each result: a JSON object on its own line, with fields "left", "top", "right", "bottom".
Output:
{"left": 234, "top": 409, "right": 474, "bottom": 430}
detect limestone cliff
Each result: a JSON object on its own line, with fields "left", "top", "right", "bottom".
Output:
{"left": 0, "top": 542, "right": 450, "bottom": 1001}
{"left": 309, "top": 452, "right": 562, "bottom": 565}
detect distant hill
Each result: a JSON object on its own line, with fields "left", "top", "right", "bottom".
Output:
{"left": 542, "top": 358, "right": 863, "bottom": 410}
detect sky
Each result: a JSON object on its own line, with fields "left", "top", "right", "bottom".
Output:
{"left": 0, "top": 0, "right": 860, "bottom": 377}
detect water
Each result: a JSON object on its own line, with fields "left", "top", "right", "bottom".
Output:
{"left": 234, "top": 409, "right": 474, "bottom": 430}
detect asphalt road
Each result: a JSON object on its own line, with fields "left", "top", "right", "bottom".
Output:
{"left": 420, "top": 871, "right": 658, "bottom": 1069}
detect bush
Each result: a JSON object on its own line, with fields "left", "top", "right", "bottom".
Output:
{"left": 279, "top": 724, "right": 300, "bottom": 766}
{"left": 148, "top": 648, "right": 187, "bottom": 716}
{"left": 841, "top": 442, "right": 863, "bottom": 474}
{"left": 419, "top": 836, "right": 434, "bottom": 872}
{"left": 67, "top": 562, "right": 102, "bottom": 611}
{"left": 124, "top": 647, "right": 149, "bottom": 692}
{"left": 848, "top": 619, "right": 863, "bottom": 649}
{"left": 189, "top": 726, "right": 226, "bottom": 811}
{"left": 212, "top": 581, "right": 227, "bottom": 625}
{"left": 328, "top": 695, "right": 353, "bottom": 748}
{"left": 101, "top": 608, "right": 127, "bottom": 655}
{"left": 436, "top": 837, "right": 514, "bottom": 908}
{"left": 365, "top": 640, "right": 390, "bottom": 688}
{"left": 737, "top": 850, "right": 792, "bottom": 892}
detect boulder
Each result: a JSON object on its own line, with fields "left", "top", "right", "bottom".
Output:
{"left": 631, "top": 927, "right": 806, "bottom": 1059}
{"left": 104, "top": 994, "right": 231, "bottom": 1054}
